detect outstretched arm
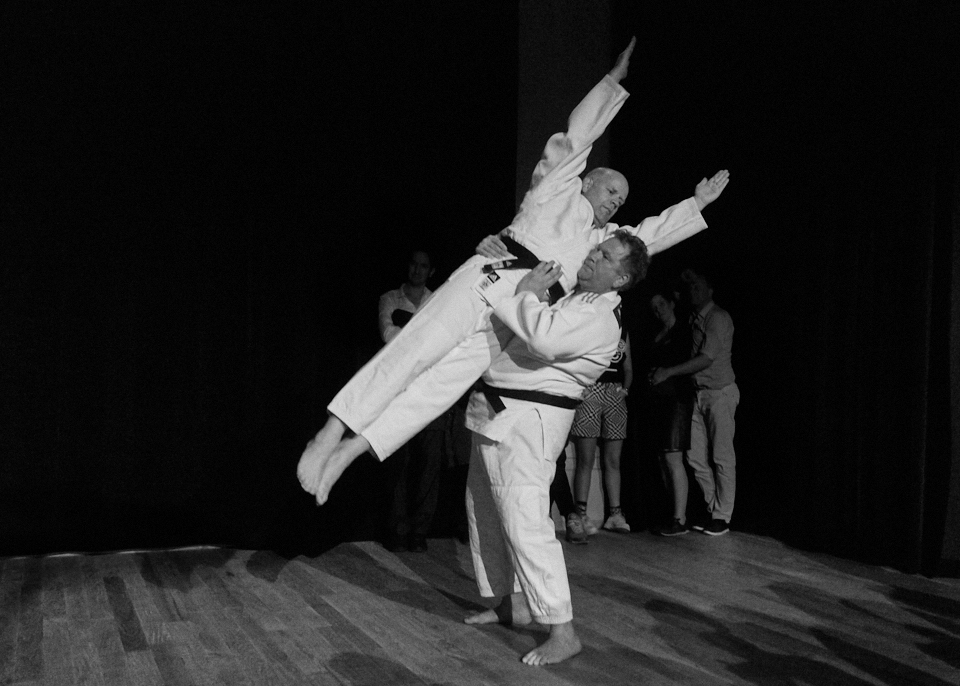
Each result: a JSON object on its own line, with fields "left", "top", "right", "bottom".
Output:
{"left": 606, "top": 169, "right": 731, "bottom": 257}
{"left": 522, "top": 38, "right": 636, "bottom": 201}
{"left": 694, "top": 169, "right": 730, "bottom": 211}
{"left": 608, "top": 36, "right": 636, "bottom": 84}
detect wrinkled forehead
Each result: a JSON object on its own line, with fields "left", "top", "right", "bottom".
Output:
{"left": 598, "top": 236, "right": 628, "bottom": 257}
{"left": 601, "top": 170, "right": 629, "bottom": 199}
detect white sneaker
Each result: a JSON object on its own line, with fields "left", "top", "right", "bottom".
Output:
{"left": 581, "top": 515, "right": 599, "bottom": 536}
{"left": 602, "top": 512, "right": 631, "bottom": 534}
{"left": 565, "top": 514, "right": 588, "bottom": 544}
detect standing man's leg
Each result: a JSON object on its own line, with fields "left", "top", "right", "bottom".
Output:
{"left": 701, "top": 384, "right": 739, "bottom": 532}
{"left": 383, "top": 444, "right": 412, "bottom": 551}
{"left": 405, "top": 426, "right": 444, "bottom": 552}
{"left": 464, "top": 416, "right": 582, "bottom": 665}
{"left": 685, "top": 391, "right": 717, "bottom": 529}
{"left": 550, "top": 445, "right": 586, "bottom": 544}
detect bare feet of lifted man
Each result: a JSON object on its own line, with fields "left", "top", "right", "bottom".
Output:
{"left": 297, "top": 417, "right": 371, "bottom": 505}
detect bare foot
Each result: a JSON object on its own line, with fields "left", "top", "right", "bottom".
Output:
{"left": 522, "top": 622, "right": 581, "bottom": 666}
{"left": 464, "top": 592, "right": 532, "bottom": 626}
{"left": 297, "top": 416, "right": 348, "bottom": 495}
{"left": 313, "top": 434, "right": 370, "bottom": 505}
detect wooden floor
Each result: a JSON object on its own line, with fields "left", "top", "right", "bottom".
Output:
{"left": 2, "top": 531, "right": 959, "bottom": 686}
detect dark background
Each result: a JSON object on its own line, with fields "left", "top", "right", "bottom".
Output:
{"left": 3, "top": 2, "right": 958, "bottom": 575}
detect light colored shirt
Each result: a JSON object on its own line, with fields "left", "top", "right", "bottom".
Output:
{"left": 378, "top": 285, "right": 431, "bottom": 344}
{"left": 500, "top": 75, "right": 708, "bottom": 294}
{"left": 691, "top": 301, "right": 736, "bottom": 390}
{"left": 467, "top": 289, "right": 622, "bottom": 441}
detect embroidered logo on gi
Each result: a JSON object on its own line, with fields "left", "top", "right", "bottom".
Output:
{"left": 610, "top": 337, "right": 626, "bottom": 364}
{"left": 478, "top": 272, "right": 500, "bottom": 291}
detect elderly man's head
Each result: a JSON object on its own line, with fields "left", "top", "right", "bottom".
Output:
{"left": 577, "top": 230, "right": 649, "bottom": 294}
{"left": 581, "top": 167, "right": 629, "bottom": 227}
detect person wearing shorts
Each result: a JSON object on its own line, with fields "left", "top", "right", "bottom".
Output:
{"left": 571, "top": 331, "right": 632, "bottom": 534}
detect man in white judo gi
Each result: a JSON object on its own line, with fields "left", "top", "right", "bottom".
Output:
{"left": 463, "top": 230, "right": 647, "bottom": 666}
{"left": 297, "top": 38, "right": 730, "bottom": 505}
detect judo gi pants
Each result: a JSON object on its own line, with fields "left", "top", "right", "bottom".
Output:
{"left": 465, "top": 409, "right": 573, "bottom": 624}
{"left": 328, "top": 256, "right": 522, "bottom": 460}
{"left": 687, "top": 383, "right": 740, "bottom": 523}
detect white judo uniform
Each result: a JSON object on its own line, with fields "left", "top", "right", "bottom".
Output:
{"left": 465, "top": 287, "right": 623, "bottom": 623}
{"left": 328, "top": 74, "right": 708, "bottom": 459}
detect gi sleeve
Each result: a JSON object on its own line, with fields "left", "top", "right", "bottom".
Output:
{"left": 492, "top": 292, "right": 620, "bottom": 362}
{"left": 524, "top": 75, "right": 629, "bottom": 220}
{"left": 605, "top": 197, "right": 708, "bottom": 256}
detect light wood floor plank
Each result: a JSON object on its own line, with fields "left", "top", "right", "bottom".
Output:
{"left": 2, "top": 533, "right": 959, "bottom": 685}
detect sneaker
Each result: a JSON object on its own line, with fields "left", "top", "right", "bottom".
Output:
{"left": 408, "top": 534, "right": 429, "bottom": 552}
{"left": 581, "top": 515, "right": 600, "bottom": 536}
{"left": 384, "top": 535, "right": 407, "bottom": 553}
{"left": 602, "top": 512, "right": 631, "bottom": 534}
{"left": 565, "top": 514, "right": 588, "bottom": 544}
{"left": 701, "top": 519, "right": 730, "bottom": 536}
{"left": 658, "top": 518, "right": 690, "bottom": 536}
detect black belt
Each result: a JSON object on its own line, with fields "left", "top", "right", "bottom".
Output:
{"left": 477, "top": 381, "right": 580, "bottom": 414}
{"left": 481, "top": 236, "right": 567, "bottom": 305}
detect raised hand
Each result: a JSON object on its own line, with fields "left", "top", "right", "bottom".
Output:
{"left": 516, "top": 261, "right": 562, "bottom": 301}
{"left": 608, "top": 36, "right": 636, "bottom": 84}
{"left": 694, "top": 169, "right": 730, "bottom": 210}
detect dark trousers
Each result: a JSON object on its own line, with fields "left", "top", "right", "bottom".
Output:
{"left": 385, "top": 429, "right": 443, "bottom": 538}
{"left": 549, "top": 446, "right": 576, "bottom": 519}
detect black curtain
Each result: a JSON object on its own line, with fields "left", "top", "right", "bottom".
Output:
{"left": 4, "top": 1, "right": 959, "bottom": 579}
{"left": 2, "top": 1, "right": 518, "bottom": 556}
{"left": 611, "top": 1, "right": 959, "bottom": 576}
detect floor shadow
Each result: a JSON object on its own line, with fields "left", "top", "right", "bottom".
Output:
{"left": 327, "top": 651, "right": 453, "bottom": 686}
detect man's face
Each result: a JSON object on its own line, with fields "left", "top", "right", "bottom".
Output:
{"left": 407, "top": 251, "right": 433, "bottom": 288}
{"left": 686, "top": 274, "right": 713, "bottom": 310}
{"left": 577, "top": 238, "right": 630, "bottom": 294}
{"left": 582, "top": 172, "right": 629, "bottom": 227}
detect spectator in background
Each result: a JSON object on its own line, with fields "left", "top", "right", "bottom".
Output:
{"left": 551, "top": 442, "right": 586, "bottom": 544}
{"left": 571, "top": 330, "right": 633, "bottom": 535}
{"left": 379, "top": 250, "right": 434, "bottom": 343}
{"left": 651, "top": 268, "right": 738, "bottom": 536}
{"left": 640, "top": 286, "right": 696, "bottom": 535}
{"left": 379, "top": 250, "right": 444, "bottom": 552}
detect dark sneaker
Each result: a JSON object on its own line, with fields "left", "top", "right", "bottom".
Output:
{"left": 408, "top": 535, "right": 429, "bottom": 552}
{"left": 384, "top": 535, "right": 407, "bottom": 553}
{"left": 658, "top": 519, "right": 690, "bottom": 536}
{"left": 565, "top": 514, "right": 588, "bottom": 544}
{"left": 701, "top": 519, "right": 730, "bottom": 536}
